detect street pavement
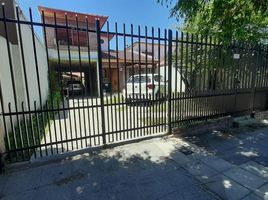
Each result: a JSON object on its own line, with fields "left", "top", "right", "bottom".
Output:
{"left": 1, "top": 117, "right": 268, "bottom": 199}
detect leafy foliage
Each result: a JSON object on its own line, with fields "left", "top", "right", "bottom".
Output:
{"left": 159, "top": 0, "right": 268, "bottom": 43}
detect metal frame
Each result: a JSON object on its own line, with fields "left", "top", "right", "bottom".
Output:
{"left": 0, "top": 5, "right": 268, "bottom": 163}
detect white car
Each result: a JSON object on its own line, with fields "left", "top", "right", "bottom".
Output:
{"left": 123, "top": 74, "right": 166, "bottom": 101}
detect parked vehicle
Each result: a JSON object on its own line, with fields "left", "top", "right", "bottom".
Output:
{"left": 123, "top": 74, "right": 166, "bottom": 101}
{"left": 67, "top": 80, "right": 84, "bottom": 95}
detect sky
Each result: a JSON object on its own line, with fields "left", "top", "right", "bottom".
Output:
{"left": 16, "top": 0, "right": 182, "bottom": 32}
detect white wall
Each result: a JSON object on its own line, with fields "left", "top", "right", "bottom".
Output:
{"left": 101, "top": 37, "right": 109, "bottom": 51}
{"left": 0, "top": 36, "right": 17, "bottom": 152}
{"left": 159, "top": 65, "right": 185, "bottom": 93}
{"left": 0, "top": 8, "right": 49, "bottom": 153}
{"left": 132, "top": 43, "right": 167, "bottom": 60}
{"left": 19, "top": 13, "right": 49, "bottom": 109}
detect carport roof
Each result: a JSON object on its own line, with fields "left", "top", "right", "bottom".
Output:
{"left": 104, "top": 50, "right": 158, "bottom": 63}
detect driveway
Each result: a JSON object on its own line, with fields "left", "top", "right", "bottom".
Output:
{"left": 37, "top": 97, "right": 167, "bottom": 158}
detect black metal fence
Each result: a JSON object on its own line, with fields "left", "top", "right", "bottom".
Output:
{"left": 0, "top": 5, "right": 268, "bottom": 163}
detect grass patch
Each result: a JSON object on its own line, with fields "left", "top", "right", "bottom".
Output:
{"left": 141, "top": 116, "right": 167, "bottom": 126}
{"left": 5, "top": 91, "right": 62, "bottom": 161}
{"left": 104, "top": 95, "right": 124, "bottom": 105}
{"left": 115, "top": 105, "right": 128, "bottom": 112}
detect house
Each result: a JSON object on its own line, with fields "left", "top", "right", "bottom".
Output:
{"left": 38, "top": 6, "right": 113, "bottom": 96}
{"left": 39, "top": 6, "right": 159, "bottom": 94}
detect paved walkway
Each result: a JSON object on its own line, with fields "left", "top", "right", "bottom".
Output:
{"left": 1, "top": 118, "right": 268, "bottom": 200}
{"left": 37, "top": 98, "right": 166, "bottom": 157}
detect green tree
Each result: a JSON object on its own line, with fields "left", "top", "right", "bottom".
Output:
{"left": 159, "top": 0, "right": 268, "bottom": 43}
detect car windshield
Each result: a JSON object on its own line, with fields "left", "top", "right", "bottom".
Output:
{"left": 127, "top": 76, "right": 151, "bottom": 83}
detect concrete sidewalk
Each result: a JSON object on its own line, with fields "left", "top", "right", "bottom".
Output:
{"left": 1, "top": 123, "right": 268, "bottom": 200}
{"left": 0, "top": 137, "right": 217, "bottom": 200}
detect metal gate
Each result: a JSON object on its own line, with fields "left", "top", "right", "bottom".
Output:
{"left": 0, "top": 4, "right": 268, "bottom": 163}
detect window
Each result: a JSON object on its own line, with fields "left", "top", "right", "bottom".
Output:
{"left": 71, "top": 31, "right": 88, "bottom": 47}
{"left": 127, "top": 76, "right": 151, "bottom": 83}
{"left": 154, "top": 75, "right": 164, "bottom": 82}
{"left": 57, "top": 28, "right": 71, "bottom": 45}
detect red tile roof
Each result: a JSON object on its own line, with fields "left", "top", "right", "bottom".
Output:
{"left": 38, "top": 6, "right": 108, "bottom": 29}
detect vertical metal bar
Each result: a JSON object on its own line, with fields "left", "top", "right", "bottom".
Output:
{"left": 164, "top": 29, "right": 167, "bottom": 128}
{"left": 185, "top": 33, "right": 189, "bottom": 120}
{"left": 174, "top": 31, "right": 178, "bottom": 123}
{"left": 115, "top": 23, "right": 120, "bottom": 96}
{"left": 42, "top": 10, "right": 58, "bottom": 154}
{"left": 21, "top": 102, "right": 30, "bottom": 158}
{"left": 243, "top": 44, "right": 248, "bottom": 90}
{"left": 189, "top": 34, "right": 194, "bottom": 121}
{"left": 240, "top": 42, "right": 245, "bottom": 89}
{"left": 230, "top": 42, "right": 235, "bottom": 91}
{"left": 29, "top": 8, "right": 49, "bottom": 157}
{"left": 123, "top": 24, "right": 127, "bottom": 99}
{"left": 75, "top": 15, "right": 85, "bottom": 148}
{"left": 54, "top": 12, "right": 69, "bottom": 152}
{"left": 130, "top": 24, "right": 135, "bottom": 138}
{"left": 123, "top": 23, "right": 128, "bottom": 140}
{"left": 151, "top": 27, "right": 155, "bottom": 133}
{"left": 264, "top": 46, "right": 268, "bottom": 87}
{"left": 157, "top": 28, "right": 161, "bottom": 132}
{"left": 121, "top": 94, "right": 124, "bottom": 140}
{"left": 8, "top": 103, "right": 17, "bottom": 161}
{"left": 64, "top": 13, "right": 75, "bottom": 150}
{"left": 145, "top": 26, "right": 149, "bottom": 135}
{"left": 247, "top": 44, "right": 252, "bottom": 89}
{"left": 115, "top": 22, "right": 122, "bottom": 141}
{"left": 42, "top": 11, "right": 59, "bottom": 155}
{"left": 85, "top": 16, "right": 92, "bottom": 147}
{"left": 199, "top": 35, "right": 203, "bottom": 92}
{"left": 0, "top": 81, "right": 10, "bottom": 158}
{"left": 234, "top": 42, "right": 240, "bottom": 114}
{"left": 138, "top": 25, "right": 142, "bottom": 137}
{"left": 29, "top": 9, "right": 43, "bottom": 109}
{"left": 203, "top": 35, "right": 208, "bottom": 91}
{"left": 16, "top": 6, "right": 35, "bottom": 158}
{"left": 180, "top": 32, "right": 183, "bottom": 93}
{"left": 96, "top": 19, "right": 106, "bottom": 145}
{"left": 167, "top": 29, "right": 172, "bottom": 134}
{"left": 250, "top": 46, "right": 257, "bottom": 116}
{"left": 95, "top": 97, "right": 100, "bottom": 145}
{"left": 175, "top": 32, "right": 178, "bottom": 94}
{"left": 259, "top": 45, "right": 264, "bottom": 88}
{"left": 33, "top": 101, "right": 42, "bottom": 156}
{"left": 45, "top": 101, "right": 53, "bottom": 155}
{"left": 55, "top": 100, "right": 63, "bottom": 152}
{"left": 113, "top": 95, "right": 118, "bottom": 141}
{"left": 145, "top": 26, "right": 148, "bottom": 99}
{"left": 85, "top": 17, "right": 93, "bottom": 96}
{"left": 260, "top": 45, "right": 265, "bottom": 88}
{"left": 2, "top": 4, "right": 25, "bottom": 160}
